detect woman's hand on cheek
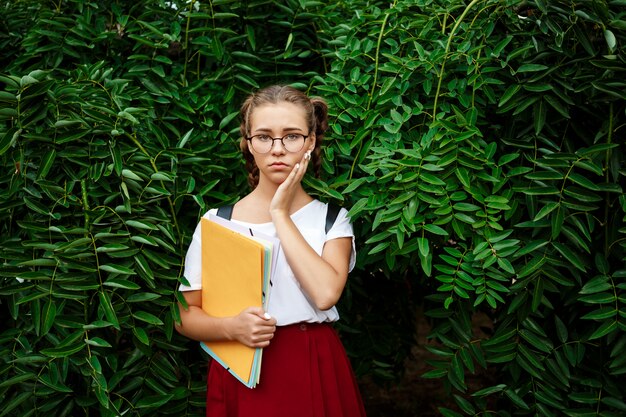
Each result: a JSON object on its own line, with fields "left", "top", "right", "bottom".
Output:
{"left": 269, "top": 151, "right": 311, "bottom": 216}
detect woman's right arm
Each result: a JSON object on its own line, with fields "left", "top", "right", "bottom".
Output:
{"left": 175, "top": 290, "right": 276, "bottom": 348}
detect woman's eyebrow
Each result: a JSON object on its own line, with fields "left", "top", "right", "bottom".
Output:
{"left": 252, "top": 126, "right": 305, "bottom": 133}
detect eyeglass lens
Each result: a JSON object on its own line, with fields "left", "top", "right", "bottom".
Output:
{"left": 250, "top": 134, "right": 306, "bottom": 153}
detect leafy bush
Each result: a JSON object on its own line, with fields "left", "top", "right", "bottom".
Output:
{"left": 1, "top": 0, "right": 625, "bottom": 416}
{"left": 0, "top": 0, "right": 328, "bottom": 415}
{"left": 315, "top": 0, "right": 626, "bottom": 415}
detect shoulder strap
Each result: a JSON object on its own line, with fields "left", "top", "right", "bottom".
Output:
{"left": 218, "top": 203, "right": 337, "bottom": 232}
{"left": 216, "top": 204, "right": 233, "bottom": 220}
{"left": 325, "top": 203, "right": 341, "bottom": 235}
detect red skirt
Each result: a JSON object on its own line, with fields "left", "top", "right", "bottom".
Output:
{"left": 206, "top": 323, "right": 367, "bottom": 417}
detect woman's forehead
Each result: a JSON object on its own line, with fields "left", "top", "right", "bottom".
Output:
{"left": 250, "top": 102, "right": 308, "bottom": 131}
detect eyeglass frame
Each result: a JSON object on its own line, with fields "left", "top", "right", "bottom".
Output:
{"left": 245, "top": 133, "right": 310, "bottom": 154}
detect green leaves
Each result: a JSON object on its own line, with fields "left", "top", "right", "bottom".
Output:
{"left": 323, "top": 0, "right": 626, "bottom": 414}
{"left": 1, "top": 0, "right": 625, "bottom": 415}
{"left": 0, "top": 1, "right": 337, "bottom": 415}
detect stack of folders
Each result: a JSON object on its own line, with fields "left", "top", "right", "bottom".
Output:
{"left": 200, "top": 214, "right": 280, "bottom": 388}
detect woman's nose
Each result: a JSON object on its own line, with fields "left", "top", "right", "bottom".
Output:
{"left": 270, "top": 139, "right": 286, "bottom": 154}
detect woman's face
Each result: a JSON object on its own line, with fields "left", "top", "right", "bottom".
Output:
{"left": 247, "top": 102, "right": 315, "bottom": 185}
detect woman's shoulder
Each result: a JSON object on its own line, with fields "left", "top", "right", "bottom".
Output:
{"left": 200, "top": 207, "right": 219, "bottom": 219}
{"left": 305, "top": 199, "right": 348, "bottom": 215}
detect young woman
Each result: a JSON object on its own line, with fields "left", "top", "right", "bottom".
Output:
{"left": 176, "top": 85, "right": 366, "bottom": 416}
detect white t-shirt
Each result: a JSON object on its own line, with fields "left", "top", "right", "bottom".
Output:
{"left": 179, "top": 199, "right": 356, "bottom": 326}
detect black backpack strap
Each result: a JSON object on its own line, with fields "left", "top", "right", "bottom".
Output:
{"left": 216, "top": 204, "right": 234, "bottom": 220}
{"left": 218, "top": 203, "right": 337, "bottom": 232}
{"left": 325, "top": 203, "right": 341, "bottom": 235}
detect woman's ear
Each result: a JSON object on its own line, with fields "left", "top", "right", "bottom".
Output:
{"left": 307, "top": 134, "right": 316, "bottom": 151}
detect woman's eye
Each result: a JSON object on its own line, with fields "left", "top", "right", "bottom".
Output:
{"left": 284, "top": 134, "right": 299, "bottom": 141}
{"left": 256, "top": 135, "right": 272, "bottom": 142}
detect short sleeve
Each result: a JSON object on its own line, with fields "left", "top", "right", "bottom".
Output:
{"left": 325, "top": 207, "right": 357, "bottom": 272}
{"left": 178, "top": 209, "right": 217, "bottom": 291}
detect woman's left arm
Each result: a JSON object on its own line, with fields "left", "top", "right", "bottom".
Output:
{"left": 272, "top": 211, "right": 352, "bottom": 311}
{"left": 270, "top": 156, "right": 352, "bottom": 311}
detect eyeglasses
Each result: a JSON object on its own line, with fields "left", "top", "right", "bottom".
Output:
{"left": 246, "top": 134, "right": 309, "bottom": 154}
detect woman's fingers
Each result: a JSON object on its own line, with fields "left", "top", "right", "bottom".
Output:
{"left": 236, "top": 307, "right": 276, "bottom": 347}
{"left": 286, "top": 151, "right": 310, "bottom": 185}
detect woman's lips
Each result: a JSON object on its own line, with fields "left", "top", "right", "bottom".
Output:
{"left": 270, "top": 162, "right": 288, "bottom": 169}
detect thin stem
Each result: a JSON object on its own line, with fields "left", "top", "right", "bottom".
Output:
{"left": 81, "top": 179, "right": 90, "bottom": 236}
{"left": 182, "top": 1, "right": 194, "bottom": 86}
{"left": 126, "top": 133, "right": 181, "bottom": 237}
{"left": 432, "top": 0, "right": 483, "bottom": 120}
{"left": 352, "top": 2, "right": 395, "bottom": 180}
{"left": 605, "top": 102, "right": 613, "bottom": 255}
{"left": 367, "top": 3, "right": 395, "bottom": 110}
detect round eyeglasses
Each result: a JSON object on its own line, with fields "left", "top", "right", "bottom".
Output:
{"left": 246, "top": 134, "right": 308, "bottom": 154}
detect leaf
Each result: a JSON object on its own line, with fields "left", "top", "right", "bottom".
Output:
{"left": 0, "top": 127, "right": 22, "bottom": 156}
{"left": 579, "top": 276, "right": 612, "bottom": 294}
{"left": 416, "top": 237, "right": 429, "bottom": 257}
{"left": 544, "top": 94, "right": 570, "bottom": 118}
{"left": 569, "top": 392, "right": 598, "bottom": 404}
{"left": 151, "top": 172, "right": 175, "bottom": 181}
{"left": 135, "top": 394, "right": 174, "bottom": 408}
{"left": 601, "top": 397, "right": 626, "bottom": 413}
{"left": 588, "top": 320, "right": 618, "bottom": 340}
{"left": 438, "top": 408, "right": 463, "bottom": 417}
{"left": 581, "top": 307, "right": 617, "bottom": 320}
{"left": 516, "top": 239, "right": 549, "bottom": 256}
{"left": 219, "top": 111, "right": 239, "bottom": 130}
{"left": 519, "top": 329, "right": 553, "bottom": 353}
{"left": 532, "top": 277, "right": 544, "bottom": 312}
{"left": 99, "top": 264, "right": 135, "bottom": 275}
{"left": 41, "top": 300, "right": 57, "bottom": 335}
{"left": 517, "top": 255, "right": 546, "bottom": 278}
{"left": 552, "top": 242, "right": 586, "bottom": 272}
{"left": 453, "top": 394, "right": 475, "bottom": 414}
{"left": 455, "top": 168, "right": 471, "bottom": 188}
{"left": 86, "top": 337, "right": 113, "bottom": 348}
{"left": 555, "top": 316, "right": 568, "bottom": 343}
{"left": 533, "top": 202, "right": 560, "bottom": 222}
{"left": 534, "top": 100, "right": 546, "bottom": 135}
{"left": 577, "top": 143, "right": 619, "bottom": 156}
{"left": 420, "top": 252, "right": 432, "bottom": 277}
{"left": 568, "top": 173, "right": 600, "bottom": 191}
{"left": 604, "top": 30, "right": 617, "bottom": 50}
{"left": 122, "top": 169, "right": 143, "bottom": 181}
{"left": 420, "top": 172, "right": 446, "bottom": 186}
{"left": 0, "top": 392, "right": 32, "bottom": 417}
{"left": 133, "top": 327, "right": 150, "bottom": 345}
{"left": 41, "top": 342, "right": 84, "bottom": 358}
{"left": 98, "top": 291, "right": 119, "bottom": 329}
{"left": 516, "top": 64, "right": 548, "bottom": 73}
{"left": 133, "top": 310, "right": 164, "bottom": 325}
{"left": 493, "top": 257, "right": 514, "bottom": 275}
{"left": 103, "top": 278, "right": 141, "bottom": 290}
{"left": 131, "top": 234, "right": 158, "bottom": 246}
{"left": 518, "top": 345, "right": 545, "bottom": 374}
{"left": 424, "top": 224, "right": 449, "bottom": 236}
{"left": 0, "top": 373, "right": 37, "bottom": 388}
{"left": 579, "top": 292, "right": 616, "bottom": 304}
{"left": 521, "top": 186, "right": 560, "bottom": 195}
{"left": 38, "top": 149, "right": 57, "bottom": 179}
{"left": 505, "top": 388, "right": 530, "bottom": 410}
{"left": 472, "top": 384, "right": 507, "bottom": 396}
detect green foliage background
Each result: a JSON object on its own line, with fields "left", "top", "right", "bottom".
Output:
{"left": 1, "top": 0, "right": 625, "bottom": 416}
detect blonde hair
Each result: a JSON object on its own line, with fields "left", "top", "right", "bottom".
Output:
{"left": 239, "top": 85, "right": 329, "bottom": 189}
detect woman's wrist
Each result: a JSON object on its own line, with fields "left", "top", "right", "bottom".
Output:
{"left": 221, "top": 316, "right": 235, "bottom": 341}
{"left": 269, "top": 208, "right": 290, "bottom": 222}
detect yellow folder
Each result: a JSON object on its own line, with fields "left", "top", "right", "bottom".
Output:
{"left": 200, "top": 218, "right": 267, "bottom": 388}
